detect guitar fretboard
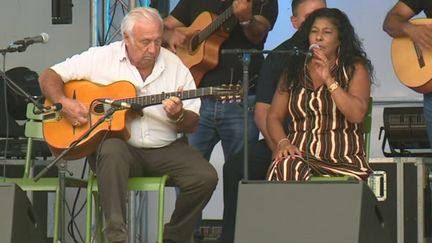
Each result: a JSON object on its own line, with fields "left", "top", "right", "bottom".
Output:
{"left": 118, "top": 87, "right": 216, "bottom": 107}
{"left": 198, "top": 6, "right": 234, "bottom": 44}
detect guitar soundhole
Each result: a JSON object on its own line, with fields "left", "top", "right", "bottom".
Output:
{"left": 92, "top": 103, "right": 106, "bottom": 115}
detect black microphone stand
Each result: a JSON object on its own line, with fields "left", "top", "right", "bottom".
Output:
{"left": 0, "top": 43, "right": 29, "bottom": 54}
{"left": 221, "top": 48, "right": 304, "bottom": 180}
{"left": 33, "top": 107, "right": 120, "bottom": 242}
{"left": 0, "top": 42, "right": 78, "bottom": 243}
{"left": 0, "top": 70, "right": 47, "bottom": 113}
{"left": 0, "top": 43, "right": 49, "bottom": 182}
{"left": 0, "top": 42, "right": 46, "bottom": 115}
{"left": 0, "top": 66, "right": 78, "bottom": 243}
{"left": 34, "top": 107, "right": 120, "bottom": 181}
{"left": 0, "top": 44, "right": 30, "bottom": 164}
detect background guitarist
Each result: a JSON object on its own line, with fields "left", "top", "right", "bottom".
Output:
{"left": 383, "top": 1, "right": 432, "bottom": 150}
{"left": 163, "top": 1, "right": 277, "bottom": 241}
{"left": 38, "top": 7, "right": 218, "bottom": 243}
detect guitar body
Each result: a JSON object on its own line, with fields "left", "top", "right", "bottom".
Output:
{"left": 43, "top": 80, "right": 136, "bottom": 160}
{"left": 176, "top": 11, "right": 230, "bottom": 86}
{"left": 391, "top": 18, "right": 432, "bottom": 93}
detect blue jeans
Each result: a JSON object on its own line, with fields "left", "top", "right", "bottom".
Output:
{"left": 188, "top": 96, "right": 259, "bottom": 161}
{"left": 424, "top": 93, "right": 432, "bottom": 148}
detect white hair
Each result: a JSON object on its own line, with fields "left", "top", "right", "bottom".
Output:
{"left": 121, "top": 7, "right": 163, "bottom": 39}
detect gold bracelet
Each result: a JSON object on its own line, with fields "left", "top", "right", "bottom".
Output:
{"left": 276, "top": 138, "right": 289, "bottom": 149}
{"left": 170, "top": 109, "right": 185, "bottom": 123}
{"left": 327, "top": 81, "right": 339, "bottom": 93}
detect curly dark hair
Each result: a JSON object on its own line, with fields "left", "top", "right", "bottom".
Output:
{"left": 282, "top": 8, "right": 374, "bottom": 90}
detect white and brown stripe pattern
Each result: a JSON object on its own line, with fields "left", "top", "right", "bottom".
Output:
{"left": 267, "top": 68, "right": 372, "bottom": 181}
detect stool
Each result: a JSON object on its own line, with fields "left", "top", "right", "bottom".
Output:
{"left": 85, "top": 173, "right": 168, "bottom": 243}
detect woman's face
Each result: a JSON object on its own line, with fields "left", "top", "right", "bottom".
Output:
{"left": 308, "top": 17, "right": 341, "bottom": 59}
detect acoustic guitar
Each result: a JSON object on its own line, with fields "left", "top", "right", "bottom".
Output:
{"left": 391, "top": 18, "right": 432, "bottom": 93}
{"left": 41, "top": 80, "right": 241, "bottom": 160}
{"left": 175, "top": 0, "right": 266, "bottom": 86}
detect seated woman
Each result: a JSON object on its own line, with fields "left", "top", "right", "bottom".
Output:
{"left": 266, "top": 8, "right": 374, "bottom": 181}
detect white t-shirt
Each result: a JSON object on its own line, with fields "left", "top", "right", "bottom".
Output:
{"left": 51, "top": 41, "right": 200, "bottom": 148}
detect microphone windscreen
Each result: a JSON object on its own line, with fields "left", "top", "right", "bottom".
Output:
{"left": 309, "top": 43, "right": 320, "bottom": 51}
{"left": 40, "top": 33, "right": 50, "bottom": 43}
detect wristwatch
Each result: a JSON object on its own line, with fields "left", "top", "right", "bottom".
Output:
{"left": 239, "top": 16, "right": 255, "bottom": 27}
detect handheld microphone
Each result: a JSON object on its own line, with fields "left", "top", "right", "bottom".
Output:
{"left": 34, "top": 103, "right": 62, "bottom": 114}
{"left": 306, "top": 43, "right": 320, "bottom": 58}
{"left": 12, "top": 33, "right": 49, "bottom": 46}
{"left": 100, "top": 99, "right": 142, "bottom": 111}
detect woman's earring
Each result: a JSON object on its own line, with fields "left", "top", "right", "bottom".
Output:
{"left": 335, "top": 46, "right": 341, "bottom": 66}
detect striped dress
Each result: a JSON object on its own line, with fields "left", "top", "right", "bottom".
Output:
{"left": 266, "top": 68, "right": 372, "bottom": 181}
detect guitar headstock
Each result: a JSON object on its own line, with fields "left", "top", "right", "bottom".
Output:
{"left": 212, "top": 84, "right": 243, "bottom": 103}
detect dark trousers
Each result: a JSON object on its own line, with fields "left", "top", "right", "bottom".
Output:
{"left": 221, "top": 139, "right": 272, "bottom": 243}
{"left": 88, "top": 137, "right": 218, "bottom": 243}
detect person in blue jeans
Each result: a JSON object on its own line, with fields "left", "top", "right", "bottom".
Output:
{"left": 383, "top": 0, "right": 432, "bottom": 148}
{"left": 163, "top": 0, "right": 278, "bottom": 241}
{"left": 221, "top": 0, "right": 327, "bottom": 242}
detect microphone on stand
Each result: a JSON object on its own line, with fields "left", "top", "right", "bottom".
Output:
{"left": 99, "top": 99, "right": 142, "bottom": 111}
{"left": 11, "top": 33, "right": 49, "bottom": 47}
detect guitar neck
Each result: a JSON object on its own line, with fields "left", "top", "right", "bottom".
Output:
{"left": 198, "top": 6, "right": 234, "bottom": 44}
{"left": 197, "top": 0, "right": 265, "bottom": 44}
{"left": 118, "top": 87, "right": 215, "bottom": 107}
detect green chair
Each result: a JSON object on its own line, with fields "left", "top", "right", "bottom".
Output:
{"left": 86, "top": 172, "right": 169, "bottom": 243}
{"left": 310, "top": 97, "right": 373, "bottom": 181}
{"left": 1, "top": 103, "right": 87, "bottom": 242}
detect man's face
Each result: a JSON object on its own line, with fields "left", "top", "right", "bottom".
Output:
{"left": 124, "top": 20, "right": 163, "bottom": 70}
{"left": 291, "top": 0, "right": 326, "bottom": 29}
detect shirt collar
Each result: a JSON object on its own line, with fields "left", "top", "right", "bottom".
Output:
{"left": 145, "top": 48, "right": 166, "bottom": 85}
{"left": 117, "top": 41, "right": 166, "bottom": 84}
{"left": 118, "top": 41, "right": 128, "bottom": 62}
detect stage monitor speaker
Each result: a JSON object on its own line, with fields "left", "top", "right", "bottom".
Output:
{"left": 235, "top": 181, "right": 392, "bottom": 243}
{"left": 0, "top": 183, "right": 45, "bottom": 243}
{"left": 381, "top": 106, "right": 431, "bottom": 157}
